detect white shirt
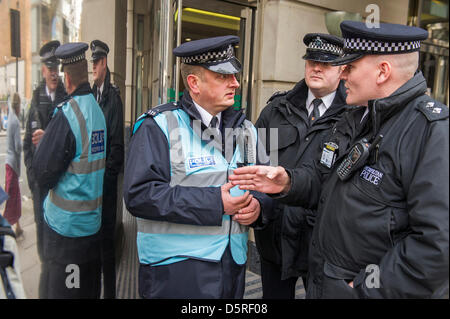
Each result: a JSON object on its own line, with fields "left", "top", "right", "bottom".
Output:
{"left": 97, "top": 82, "right": 104, "bottom": 102}
{"left": 46, "top": 85, "right": 55, "bottom": 102}
{"left": 360, "top": 107, "right": 369, "bottom": 123}
{"left": 193, "top": 100, "right": 222, "bottom": 128}
{"left": 306, "top": 89, "right": 336, "bottom": 118}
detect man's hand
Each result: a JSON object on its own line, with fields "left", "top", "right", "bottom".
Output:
{"left": 221, "top": 182, "right": 253, "bottom": 215}
{"left": 228, "top": 165, "right": 291, "bottom": 194}
{"left": 233, "top": 197, "right": 261, "bottom": 226}
{"left": 32, "top": 129, "right": 45, "bottom": 146}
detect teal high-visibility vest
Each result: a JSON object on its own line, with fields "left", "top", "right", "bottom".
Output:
{"left": 136, "top": 108, "right": 258, "bottom": 266}
{"left": 44, "top": 95, "right": 107, "bottom": 237}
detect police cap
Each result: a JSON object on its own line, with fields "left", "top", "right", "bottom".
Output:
{"left": 173, "top": 35, "right": 241, "bottom": 74}
{"left": 90, "top": 40, "right": 109, "bottom": 62}
{"left": 332, "top": 21, "right": 428, "bottom": 66}
{"left": 39, "top": 40, "right": 61, "bottom": 69}
{"left": 302, "top": 33, "right": 344, "bottom": 63}
{"left": 55, "top": 42, "right": 89, "bottom": 71}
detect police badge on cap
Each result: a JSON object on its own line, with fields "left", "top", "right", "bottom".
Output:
{"left": 302, "top": 33, "right": 344, "bottom": 63}
{"left": 55, "top": 42, "right": 89, "bottom": 71}
{"left": 173, "top": 35, "right": 241, "bottom": 74}
{"left": 90, "top": 40, "right": 109, "bottom": 62}
{"left": 332, "top": 21, "right": 429, "bottom": 66}
{"left": 40, "top": 40, "right": 61, "bottom": 68}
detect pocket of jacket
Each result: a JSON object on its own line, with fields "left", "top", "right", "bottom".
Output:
{"left": 270, "top": 126, "right": 298, "bottom": 151}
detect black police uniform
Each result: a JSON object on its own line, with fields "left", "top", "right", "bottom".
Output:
{"left": 254, "top": 34, "right": 348, "bottom": 299}
{"left": 278, "top": 22, "right": 449, "bottom": 298}
{"left": 90, "top": 40, "right": 125, "bottom": 299}
{"left": 23, "top": 40, "right": 66, "bottom": 268}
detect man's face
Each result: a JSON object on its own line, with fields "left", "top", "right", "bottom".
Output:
{"left": 92, "top": 57, "right": 107, "bottom": 85}
{"left": 340, "top": 56, "right": 378, "bottom": 106}
{"left": 196, "top": 68, "right": 240, "bottom": 113}
{"left": 42, "top": 64, "right": 59, "bottom": 92}
{"left": 304, "top": 60, "right": 342, "bottom": 97}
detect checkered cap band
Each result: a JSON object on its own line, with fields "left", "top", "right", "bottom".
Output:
{"left": 61, "top": 52, "right": 86, "bottom": 65}
{"left": 181, "top": 44, "right": 234, "bottom": 64}
{"left": 308, "top": 39, "right": 343, "bottom": 55}
{"left": 344, "top": 38, "right": 421, "bottom": 53}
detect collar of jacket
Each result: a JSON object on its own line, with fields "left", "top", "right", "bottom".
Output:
{"left": 179, "top": 89, "right": 247, "bottom": 129}
{"left": 276, "top": 79, "right": 348, "bottom": 122}
{"left": 92, "top": 67, "right": 111, "bottom": 100}
{"left": 70, "top": 82, "right": 93, "bottom": 98}
{"left": 367, "top": 71, "right": 428, "bottom": 137}
{"left": 38, "top": 79, "right": 66, "bottom": 104}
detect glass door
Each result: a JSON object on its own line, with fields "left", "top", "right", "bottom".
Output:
{"left": 170, "top": 0, "right": 256, "bottom": 116}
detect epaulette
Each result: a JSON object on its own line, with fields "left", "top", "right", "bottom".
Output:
{"left": 417, "top": 99, "right": 449, "bottom": 122}
{"left": 132, "top": 102, "right": 180, "bottom": 135}
{"left": 56, "top": 95, "right": 71, "bottom": 108}
{"left": 146, "top": 102, "right": 180, "bottom": 117}
{"left": 267, "top": 90, "right": 288, "bottom": 104}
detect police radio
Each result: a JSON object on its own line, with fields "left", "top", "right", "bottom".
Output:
{"left": 336, "top": 135, "right": 383, "bottom": 181}
{"left": 230, "top": 130, "right": 256, "bottom": 197}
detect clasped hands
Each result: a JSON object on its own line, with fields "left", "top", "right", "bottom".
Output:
{"left": 221, "top": 182, "right": 261, "bottom": 226}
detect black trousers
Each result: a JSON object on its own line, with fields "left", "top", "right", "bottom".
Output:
{"left": 260, "top": 258, "right": 305, "bottom": 299}
{"left": 31, "top": 184, "right": 47, "bottom": 263}
{"left": 138, "top": 244, "right": 246, "bottom": 299}
{"left": 100, "top": 177, "right": 118, "bottom": 299}
{"left": 39, "top": 221, "right": 101, "bottom": 299}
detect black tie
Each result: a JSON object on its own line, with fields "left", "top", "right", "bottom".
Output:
{"left": 309, "top": 98, "right": 322, "bottom": 125}
{"left": 209, "top": 116, "right": 218, "bottom": 129}
{"left": 97, "top": 89, "right": 101, "bottom": 103}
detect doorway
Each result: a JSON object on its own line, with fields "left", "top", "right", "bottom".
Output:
{"left": 169, "top": 0, "right": 256, "bottom": 119}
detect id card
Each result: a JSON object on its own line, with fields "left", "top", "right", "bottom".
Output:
{"left": 320, "top": 142, "right": 338, "bottom": 168}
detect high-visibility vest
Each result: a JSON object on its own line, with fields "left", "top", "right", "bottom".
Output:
{"left": 135, "top": 108, "right": 257, "bottom": 266}
{"left": 44, "top": 95, "right": 107, "bottom": 238}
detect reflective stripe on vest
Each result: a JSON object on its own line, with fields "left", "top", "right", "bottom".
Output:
{"left": 45, "top": 96, "right": 106, "bottom": 237}
{"left": 136, "top": 109, "right": 256, "bottom": 266}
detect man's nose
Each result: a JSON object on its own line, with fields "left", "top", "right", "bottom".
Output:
{"left": 230, "top": 75, "right": 240, "bottom": 88}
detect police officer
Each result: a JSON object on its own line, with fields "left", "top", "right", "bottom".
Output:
{"left": 90, "top": 39, "right": 124, "bottom": 299}
{"left": 230, "top": 21, "right": 449, "bottom": 298}
{"left": 124, "top": 35, "right": 272, "bottom": 299}
{"left": 254, "top": 33, "right": 347, "bottom": 299}
{"left": 33, "top": 42, "right": 107, "bottom": 299}
{"left": 23, "top": 40, "right": 66, "bottom": 267}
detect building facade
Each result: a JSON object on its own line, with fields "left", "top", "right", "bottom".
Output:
{"left": 80, "top": 0, "right": 448, "bottom": 134}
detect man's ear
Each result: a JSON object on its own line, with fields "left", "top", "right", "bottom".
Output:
{"left": 187, "top": 74, "right": 200, "bottom": 95}
{"left": 376, "top": 60, "right": 392, "bottom": 85}
{"left": 65, "top": 73, "right": 72, "bottom": 90}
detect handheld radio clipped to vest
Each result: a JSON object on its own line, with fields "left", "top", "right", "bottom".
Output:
{"left": 336, "top": 134, "right": 383, "bottom": 181}
{"left": 230, "top": 130, "right": 255, "bottom": 197}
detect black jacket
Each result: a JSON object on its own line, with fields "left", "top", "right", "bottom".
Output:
{"left": 23, "top": 79, "right": 66, "bottom": 190}
{"left": 281, "top": 72, "right": 449, "bottom": 298}
{"left": 92, "top": 68, "right": 125, "bottom": 182}
{"left": 254, "top": 80, "right": 347, "bottom": 279}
